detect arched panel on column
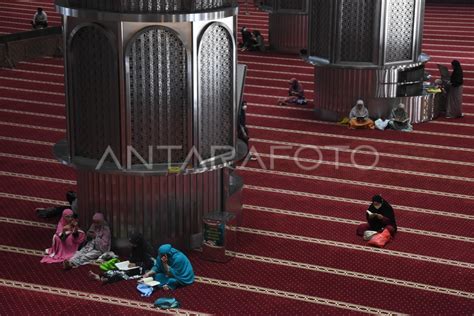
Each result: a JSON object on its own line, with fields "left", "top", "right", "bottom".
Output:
{"left": 126, "top": 26, "right": 188, "bottom": 164}
{"left": 385, "top": 0, "right": 416, "bottom": 63}
{"left": 338, "top": 0, "right": 376, "bottom": 63}
{"left": 68, "top": 24, "right": 120, "bottom": 161}
{"left": 198, "top": 23, "right": 234, "bottom": 161}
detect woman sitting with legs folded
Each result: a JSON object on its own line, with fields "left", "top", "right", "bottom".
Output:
{"left": 141, "top": 244, "right": 194, "bottom": 291}
{"left": 41, "top": 209, "right": 85, "bottom": 264}
{"left": 88, "top": 232, "right": 154, "bottom": 284}
{"left": 349, "top": 99, "right": 374, "bottom": 129}
{"left": 356, "top": 194, "right": 397, "bottom": 239}
{"left": 388, "top": 103, "right": 413, "bottom": 132}
{"left": 278, "top": 78, "right": 306, "bottom": 106}
{"left": 64, "top": 212, "right": 111, "bottom": 270}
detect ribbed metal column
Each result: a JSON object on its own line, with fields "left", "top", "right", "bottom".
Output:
{"left": 305, "top": 0, "right": 434, "bottom": 122}
{"left": 54, "top": 0, "right": 243, "bottom": 249}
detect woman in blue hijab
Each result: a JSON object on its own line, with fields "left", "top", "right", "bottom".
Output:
{"left": 142, "top": 244, "right": 194, "bottom": 290}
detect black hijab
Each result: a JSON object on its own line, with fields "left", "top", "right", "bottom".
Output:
{"left": 129, "top": 233, "right": 154, "bottom": 270}
{"left": 368, "top": 195, "right": 397, "bottom": 231}
{"left": 450, "top": 60, "right": 463, "bottom": 87}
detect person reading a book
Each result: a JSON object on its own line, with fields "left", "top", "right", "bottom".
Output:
{"left": 278, "top": 78, "right": 306, "bottom": 106}
{"left": 142, "top": 244, "right": 194, "bottom": 290}
{"left": 388, "top": 103, "right": 412, "bottom": 132}
{"left": 348, "top": 99, "right": 374, "bottom": 129}
{"left": 356, "top": 195, "right": 397, "bottom": 238}
{"left": 64, "top": 212, "right": 111, "bottom": 270}
{"left": 41, "top": 209, "right": 85, "bottom": 264}
{"left": 128, "top": 232, "right": 154, "bottom": 271}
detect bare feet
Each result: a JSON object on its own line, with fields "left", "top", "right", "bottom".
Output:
{"left": 163, "top": 285, "right": 170, "bottom": 291}
{"left": 88, "top": 270, "right": 101, "bottom": 281}
{"left": 63, "top": 260, "right": 72, "bottom": 270}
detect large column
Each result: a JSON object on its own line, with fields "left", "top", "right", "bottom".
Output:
{"left": 54, "top": 0, "right": 243, "bottom": 249}
{"left": 254, "top": 0, "right": 308, "bottom": 54}
{"left": 305, "top": 0, "right": 434, "bottom": 123}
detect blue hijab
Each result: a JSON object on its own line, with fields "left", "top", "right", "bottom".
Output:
{"left": 156, "top": 244, "right": 194, "bottom": 285}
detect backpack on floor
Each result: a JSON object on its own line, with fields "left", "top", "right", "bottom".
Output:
{"left": 154, "top": 297, "right": 180, "bottom": 309}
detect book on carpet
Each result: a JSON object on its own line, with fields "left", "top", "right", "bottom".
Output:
{"left": 114, "top": 260, "right": 137, "bottom": 271}
{"left": 139, "top": 277, "right": 160, "bottom": 287}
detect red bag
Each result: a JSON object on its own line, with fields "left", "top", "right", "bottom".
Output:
{"left": 367, "top": 228, "right": 391, "bottom": 248}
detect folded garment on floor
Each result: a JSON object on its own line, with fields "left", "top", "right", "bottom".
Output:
{"left": 137, "top": 284, "right": 154, "bottom": 297}
{"left": 97, "top": 251, "right": 118, "bottom": 263}
{"left": 100, "top": 258, "right": 119, "bottom": 271}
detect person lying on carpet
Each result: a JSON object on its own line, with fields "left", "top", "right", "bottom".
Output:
{"left": 41, "top": 209, "right": 85, "bottom": 264}
{"left": 88, "top": 233, "right": 154, "bottom": 284}
{"left": 278, "top": 78, "right": 306, "bottom": 106}
{"left": 348, "top": 99, "right": 374, "bottom": 129}
{"left": 388, "top": 103, "right": 413, "bottom": 132}
{"left": 356, "top": 194, "right": 397, "bottom": 238}
{"left": 35, "top": 190, "right": 78, "bottom": 219}
{"left": 141, "top": 244, "right": 194, "bottom": 291}
{"left": 63, "top": 212, "right": 111, "bottom": 270}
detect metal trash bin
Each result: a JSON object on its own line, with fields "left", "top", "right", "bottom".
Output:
{"left": 201, "top": 211, "right": 237, "bottom": 262}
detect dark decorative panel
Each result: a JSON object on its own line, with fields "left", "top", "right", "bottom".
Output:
{"left": 198, "top": 23, "right": 234, "bottom": 160}
{"left": 339, "top": 0, "right": 375, "bottom": 62}
{"left": 278, "top": 0, "right": 306, "bottom": 12}
{"left": 69, "top": 24, "right": 120, "bottom": 161}
{"left": 309, "top": 0, "right": 332, "bottom": 59}
{"left": 60, "top": 0, "right": 237, "bottom": 12}
{"left": 385, "top": 0, "right": 415, "bottom": 63}
{"left": 194, "top": 0, "right": 236, "bottom": 11}
{"left": 127, "top": 26, "right": 188, "bottom": 164}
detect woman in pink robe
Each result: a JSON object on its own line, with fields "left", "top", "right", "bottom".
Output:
{"left": 41, "top": 209, "right": 85, "bottom": 263}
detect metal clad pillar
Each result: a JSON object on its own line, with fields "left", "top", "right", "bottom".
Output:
{"left": 54, "top": 0, "right": 243, "bottom": 249}
{"left": 305, "top": 0, "right": 433, "bottom": 123}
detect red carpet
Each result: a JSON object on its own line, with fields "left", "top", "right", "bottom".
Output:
{"left": 0, "top": 0, "right": 473, "bottom": 314}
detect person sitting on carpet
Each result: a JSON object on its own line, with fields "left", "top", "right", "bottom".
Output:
{"left": 142, "top": 244, "right": 194, "bottom": 291}
{"left": 31, "top": 7, "right": 48, "bottom": 29}
{"left": 41, "top": 209, "right": 85, "bottom": 264}
{"left": 348, "top": 99, "right": 374, "bottom": 129}
{"left": 278, "top": 78, "right": 306, "bottom": 106}
{"left": 240, "top": 26, "right": 255, "bottom": 51}
{"left": 128, "top": 232, "right": 154, "bottom": 271}
{"left": 249, "top": 30, "right": 265, "bottom": 52}
{"left": 88, "top": 233, "right": 153, "bottom": 284}
{"left": 64, "top": 212, "right": 111, "bottom": 270}
{"left": 388, "top": 103, "right": 412, "bottom": 132}
{"left": 356, "top": 194, "right": 397, "bottom": 238}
